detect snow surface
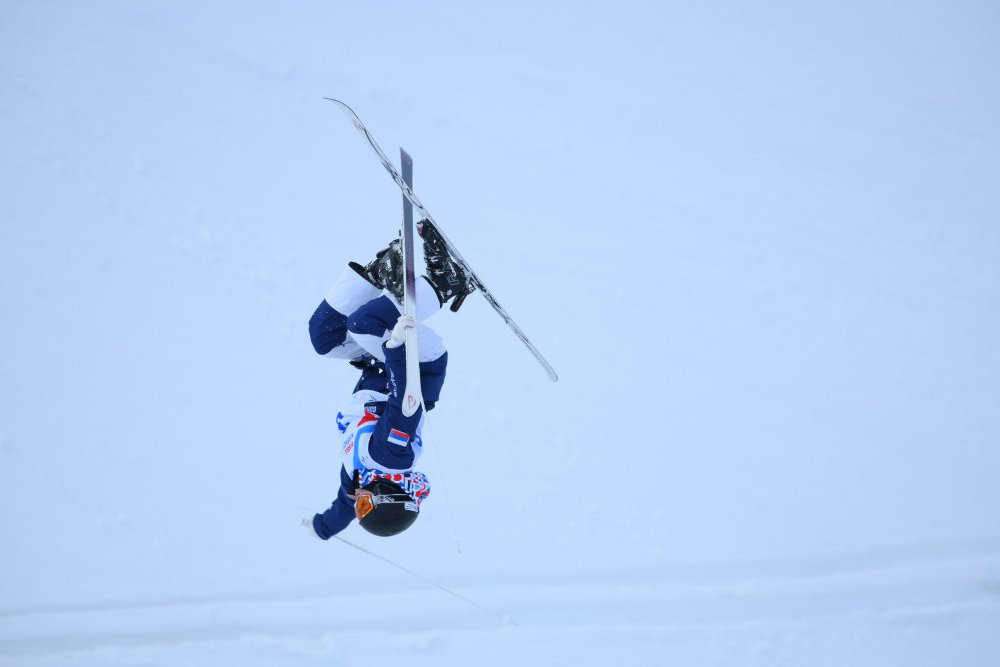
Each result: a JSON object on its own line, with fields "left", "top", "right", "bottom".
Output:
{"left": 2, "top": 1, "right": 1000, "bottom": 664}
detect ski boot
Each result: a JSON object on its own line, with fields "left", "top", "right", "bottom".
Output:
{"left": 349, "top": 238, "right": 403, "bottom": 302}
{"left": 417, "top": 219, "right": 475, "bottom": 311}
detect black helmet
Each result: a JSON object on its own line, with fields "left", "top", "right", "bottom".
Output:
{"left": 355, "top": 477, "right": 420, "bottom": 537}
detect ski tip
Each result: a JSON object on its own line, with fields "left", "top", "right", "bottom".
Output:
{"left": 323, "top": 97, "right": 350, "bottom": 110}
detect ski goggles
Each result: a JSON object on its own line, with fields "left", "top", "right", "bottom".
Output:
{"left": 354, "top": 488, "right": 418, "bottom": 520}
{"left": 352, "top": 470, "right": 430, "bottom": 519}
{"left": 356, "top": 470, "right": 430, "bottom": 504}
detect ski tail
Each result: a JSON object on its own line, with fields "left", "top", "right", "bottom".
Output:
{"left": 400, "top": 147, "right": 422, "bottom": 417}
{"left": 326, "top": 98, "right": 558, "bottom": 383}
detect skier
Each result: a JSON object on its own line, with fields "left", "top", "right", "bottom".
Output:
{"left": 305, "top": 221, "right": 472, "bottom": 539}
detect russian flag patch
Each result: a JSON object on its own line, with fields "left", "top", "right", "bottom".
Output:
{"left": 387, "top": 428, "right": 410, "bottom": 447}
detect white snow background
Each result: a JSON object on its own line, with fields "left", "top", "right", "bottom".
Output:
{"left": 2, "top": 1, "right": 999, "bottom": 665}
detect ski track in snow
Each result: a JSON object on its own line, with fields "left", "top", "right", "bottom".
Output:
{"left": 3, "top": 538, "right": 999, "bottom": 665}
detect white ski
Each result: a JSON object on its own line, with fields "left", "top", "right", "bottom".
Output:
{"left": 399, "top": 148, "right": 422, "bottom": 417}
{"left": 326, "top": 98, "right": 558, "bottom": 382}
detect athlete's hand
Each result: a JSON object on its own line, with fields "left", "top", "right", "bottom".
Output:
{"left": 386, "top": 315, "right": 415, "bottom": 349}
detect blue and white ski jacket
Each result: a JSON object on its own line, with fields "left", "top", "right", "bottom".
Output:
{"left": 307, "top": 272, "right": 447, "bottom": 539}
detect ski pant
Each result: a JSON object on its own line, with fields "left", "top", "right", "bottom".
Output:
{"left": 309, "top": 266, "right": 446, "bottom": 364}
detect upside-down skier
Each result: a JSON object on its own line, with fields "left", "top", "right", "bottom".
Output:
{"left": 305, "top": 220, "right": 472, "bottom": 539}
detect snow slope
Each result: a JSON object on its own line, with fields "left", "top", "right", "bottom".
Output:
{"left": 2, "top": 0, "right": 999, "bottom": 664}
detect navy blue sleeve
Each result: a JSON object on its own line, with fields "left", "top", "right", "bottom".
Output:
{"left": 346, "top": 294, "right": 399, "bottom": 338}
{"left": 353, "top": 359, "right": 390, "bottom": 394}
{"left": 367, "top": 343, "right": 448, "bottom": 471}
{"left": 313, "top": 466, "right": 357, "bottom": 539}
{"left": 308, "top": 301, "right": 349, "bottom": 355}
